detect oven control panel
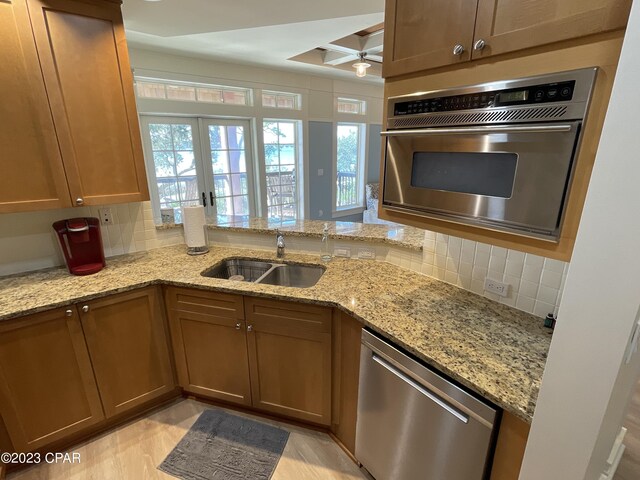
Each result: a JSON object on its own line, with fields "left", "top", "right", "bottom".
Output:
{"left": 393, "top": 80, "right": 576, "bottom": 116}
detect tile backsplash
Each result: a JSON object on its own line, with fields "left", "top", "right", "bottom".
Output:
{"left": 0, "top": 201, "right": 182, "bottom": 276}
{"left": 0, "top": 201, "right": 566, "bottom": 317}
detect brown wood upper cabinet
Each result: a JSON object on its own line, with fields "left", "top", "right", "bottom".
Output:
{"left": 383, "top": 0, "right": 631, "bottom": 77}
{"left": 0, "top": 307, "right": 104, "bottom": 452}
{"left": 0, "top": 0, "right": 148, "bottom": 213}
{"left": 79, "top": 287, "right": 175, "bottom": 418}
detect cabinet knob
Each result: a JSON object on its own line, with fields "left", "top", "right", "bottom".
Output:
{"left": 452, "top": 44, "right": 465, "bottom": 56}
{"left": 235, "top": 322, "right": 241, "bottom": 330}
{"left": 82, "top": 305, "right": 89, "bottom": 313}
{"left": 474, "top": 39, "right": 486, "bottom": 51}
{"left": 65, "top": 309, "right": 73, "bottom": 317}
{"left": 247, "top": 324, "right": 253, "bottom": 332}
{"left": 76, "top": 198, "right": 84, "bottom": 205}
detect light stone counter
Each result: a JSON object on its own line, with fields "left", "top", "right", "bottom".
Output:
{"left": 0, "top": 245, "right": 552, "bottom": 423}
{"left": 157, "top": 218, "right": 425, "bottom": 251}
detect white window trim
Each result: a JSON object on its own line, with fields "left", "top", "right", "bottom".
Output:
{"left": 259, "top": 118, "right": 304, "bottom": 222}
{"left": 332, "top": 122, "right": 367, "bottom": 216}
{"left": 139, "top": 115, "right": 257, "bottom": 225}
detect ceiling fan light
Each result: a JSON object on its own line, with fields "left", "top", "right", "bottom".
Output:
{"left": 353, "top": 60, "right": 371, "bottom": 78}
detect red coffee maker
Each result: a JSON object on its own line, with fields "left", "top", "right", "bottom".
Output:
{"left": 53, "top": 217, "right": 106, "bottom": 275}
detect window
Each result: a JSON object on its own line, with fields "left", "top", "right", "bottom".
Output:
{"left": 140, "top": 116, "right": 256, "bottom": 225}
{"left": 335, "top": 123, "right": 366, "bottom": 211}
{"left": 146, "top": 120, "right": 201, "bottom": 223}
{"left": 135, "top": 78, "right": 252, "bottom": 106}
{"left": 337, "top": 98, "right": 366, "bottom": 115}
{"left": 263, "top": 120, "right": 300, "bottom": 221}
{"left": 262, "top": 90, "right": 301, "bottom": 110}
{"left": 203, "top": 122, "right": 252, "bottom": 223}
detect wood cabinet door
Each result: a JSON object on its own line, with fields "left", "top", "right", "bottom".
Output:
{"left": 245, "top": 298, "right": 332, "bottom": 426}
{"left": 165, "top": 287, "right": 251, "bottom": 406}
{"left": 0, "top": 0, "right": 71, "bottom": 213}
{"left": 383, "top": 0, "right": 478, "bottom": 77}
{"left": 25, "top": 0, "right": 149, "bottom": 206}
{"left": 79, "top": 287, "right": 175, "bottom": 418}
{"left": 473, "top": 0, "right": 632, "bottom": 59}
{"left": 0, "top": 307, "right": 104, "bottom": 452}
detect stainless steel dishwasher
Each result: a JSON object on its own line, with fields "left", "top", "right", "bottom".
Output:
{"left": 355, "top": 330, "right": 498, "bottom": 480}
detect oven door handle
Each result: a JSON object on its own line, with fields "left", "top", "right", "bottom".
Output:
{"left": 381, "top": 124, "right": 573, "bottom": 136}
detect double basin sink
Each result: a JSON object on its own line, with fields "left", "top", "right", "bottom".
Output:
{"left": 201, "top": 258, "right": 325, "bottom": 288}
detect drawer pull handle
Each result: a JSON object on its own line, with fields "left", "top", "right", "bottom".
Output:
{"left": 247, "top": 324, "right": 253, "bottom": 332}
{"left": 235, "top": 322, "right": 241, "bottom": 330}
{"left": 82, "top": 305, "right": 89, "bottom": 313}
{"left": 65, "top": 309, "right": 73, "bottom": 317}
{"left": 452, "top": 44, "right": 465, "bottom": 56}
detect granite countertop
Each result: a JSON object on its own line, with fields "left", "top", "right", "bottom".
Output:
{"left": 158, "top": 218, "right": 426, "bottom": 251}
{"left": 0, "top": 245, "right": 552, "bottom": 423}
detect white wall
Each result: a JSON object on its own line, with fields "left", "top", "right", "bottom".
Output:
{"left": 520, "top": 1, "right": 640, "bottom": 478}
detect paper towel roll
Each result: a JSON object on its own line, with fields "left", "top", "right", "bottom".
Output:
{"left": 182, "top": 206, "right": 207, "bottom": 248}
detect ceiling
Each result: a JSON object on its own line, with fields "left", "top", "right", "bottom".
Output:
{"left": 122, "top": 0, "right": 385, "bottom": 83}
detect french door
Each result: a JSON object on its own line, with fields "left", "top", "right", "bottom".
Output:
{"left": 140, "top": 116, "right": 255, "bottom": 224}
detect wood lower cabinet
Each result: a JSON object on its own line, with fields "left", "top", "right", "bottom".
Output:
{"left": 0, "top": 0, "right": 71, "bottom": 213}
{"left": 79, "top": 287, "right": 175, "bottom": 418}
{"left": 0, "top": 307, "right": 104, "bottom": 452}
{"left": 165, "top": 287, "right": 252, "bottom": 406}
{"left": 331, "top": 311, "right": 362, "bottom": 454}
{"left": 245, "top": 298, "right": 332, "bottom": 426}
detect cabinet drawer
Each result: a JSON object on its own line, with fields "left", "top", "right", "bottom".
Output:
{"left": 165, "top": 287, "right": 244, "bottom": 319}
{"left": 244, "top": 297, "right": 331, "bottom": 333}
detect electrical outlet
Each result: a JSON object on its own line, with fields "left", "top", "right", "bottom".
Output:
{"left": 98, "top": 208, "right": 114, "bottom": 226}
{"left": 333, "top": 247, "right": 351, "bottom": 258}
{"left": 484, "top": 278, "right": 510, "bottom": 297}
{"left": 358, "top": 248, "right": 376, "bottom": 260}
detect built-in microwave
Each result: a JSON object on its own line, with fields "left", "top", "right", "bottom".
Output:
{"left": 381, "top": 68, "right": 597, "bottom": 242}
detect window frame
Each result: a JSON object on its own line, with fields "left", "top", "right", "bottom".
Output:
{"left": 336, "top": 97, "right": 367, "bottom": 115}
{"left": 261, "top": 90, "right": 302, "bottom": 111}
{"left": 135, "top": 77, "right": 254, "bottom": 107}
{"left": 260, "top": 119, "right": 304, "bottom": 222}
{"left": 333, "top": 122, "right": 367, "bottom": 217}
{"left": 139, "top": 116, "right": 206, "bottom": 225}
{"left": 139, "top": 115, "right": 258, "bottom": 225}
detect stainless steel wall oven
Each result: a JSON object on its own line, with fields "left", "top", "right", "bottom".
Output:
{"left": 382, "top": 68, "right": 597, "bottom": 241}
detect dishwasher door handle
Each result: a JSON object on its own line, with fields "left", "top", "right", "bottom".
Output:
{"left": 372, "top": 353, "right": 469, "bottom": 424}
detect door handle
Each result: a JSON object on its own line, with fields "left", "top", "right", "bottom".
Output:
{"left": 202, "top": 192, "right": 207, "bottom": 207}
{"left": 381, "top": 124, "right": 573, "bottom": 136}
{"left": 372, "top": 353, "right": 469, "bottom": 423}
{"left": 210, "top": 191, "right": 215, "bottom": 206}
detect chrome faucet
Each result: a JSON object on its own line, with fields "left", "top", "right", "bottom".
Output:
{"left": 276, "top": 230, "right": 285, "bottom": 258}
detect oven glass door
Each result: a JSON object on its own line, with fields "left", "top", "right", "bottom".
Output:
{"left": 382, "top": 122, "right": 581, "bottom": 238}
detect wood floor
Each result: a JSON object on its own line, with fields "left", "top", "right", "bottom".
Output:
{"left": 616, "top": 378, "right": 640, "bottom": 480}
{"left": 7, "top": 399, "right": 366, "bottom": 480}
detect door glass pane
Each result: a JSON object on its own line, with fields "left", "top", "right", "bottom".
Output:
{"left": 207, "top": 123, "right": 251, "bottom": 224}
{"left": 148, "top": 123, "right": 199, "bottom": 222}
{"left": 411, "top": 152, "right": 518, "bottom": 198}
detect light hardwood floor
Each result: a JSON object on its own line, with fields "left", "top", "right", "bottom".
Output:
{"left": 7, "top": 399, "right": 365, "bottom": 480}
{"left": 616, "top": 378, "right": 640, "bottom": 480}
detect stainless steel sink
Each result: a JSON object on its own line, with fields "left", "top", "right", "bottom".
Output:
{"left": 201, "top": 259, "right": 273, "bottom": 282}
{"left": 201, "top": 258, "right": 325, "bottom": 288}
{"left": 257, "top": 264, "right": 325, "bottom": 288}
